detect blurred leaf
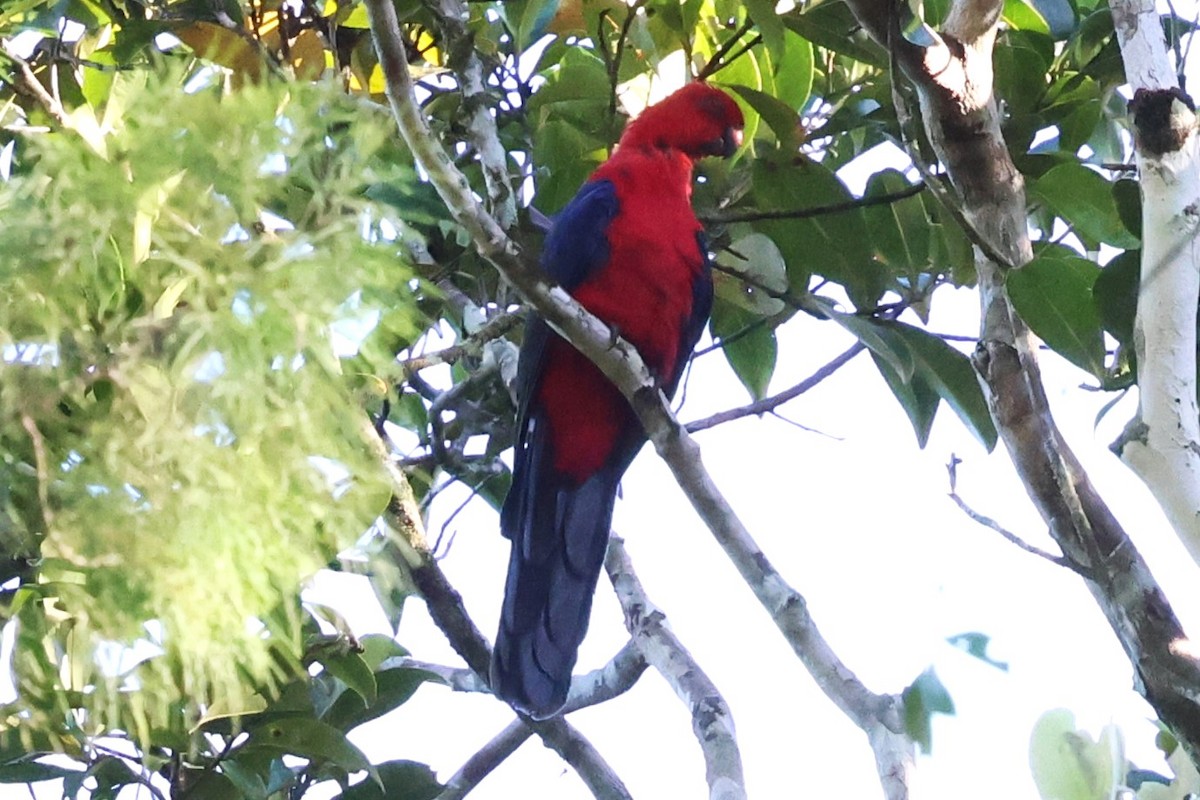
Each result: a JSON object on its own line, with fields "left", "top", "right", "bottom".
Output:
{"left": 1003, "top": 0, "right": 1050, "bottom": 35}
{"left": 945, "top": 632, "right": 1010, "bottom": 671}
{"left": 1008, "top": 253, "right": 1107, "bottom": 376}
{"left": 0, "top": 755, "right": 83, "bottom": 783}
{"left": 743, "top": 0, "right": 786, "bottom": 63}
{"left": 902, "top": 668, "right": 954, "bottom": 755}
{"left": 1029, "top": 709, "right": 1122, "bottom": 800}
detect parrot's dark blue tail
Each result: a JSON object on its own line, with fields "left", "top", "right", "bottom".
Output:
{"left": 492, "top": 449, "right": 618, "bottom": 720}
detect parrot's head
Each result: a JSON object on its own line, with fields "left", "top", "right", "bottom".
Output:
{"left": 618, "top": 82, "right": 745, "bottom": 161}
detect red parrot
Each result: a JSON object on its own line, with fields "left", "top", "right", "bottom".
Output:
{"left": 492, "top": 83, "right": 744, "bottom": 719}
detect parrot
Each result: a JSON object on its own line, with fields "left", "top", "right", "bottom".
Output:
{"left": 492, "top": 82, "right": 745, "bottom": 719}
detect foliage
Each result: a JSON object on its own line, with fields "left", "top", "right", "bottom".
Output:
{"left": 0, "top": 0, "right": 1193, "bottom": 794}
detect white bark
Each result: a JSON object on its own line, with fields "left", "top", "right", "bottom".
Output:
{"left": 1110, "top": 0, "right": 1178, "bottom": 92}
{"left": 1119, "top": 127, "right": 1200, "bottom": 564}
{"left": 1109, "top": 0, "right": 1200, "bottom": 565}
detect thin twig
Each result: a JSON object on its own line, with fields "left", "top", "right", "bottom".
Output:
{"left": 700, "top": 183, "right": 927, "bottom": 224}
{"left": 20, "top": 413, "right": 54, "bottom": 532}
{"left": 400, "top": 311, "right": 523, "bottom": 372}
{"left": 948, "top": 490, "right": 1085, "bottom": 573}
{"left": 687, "top": 343, "right": 866, "bottom": 432}
{"left": 694, "top": 19, "right": 754, "bottom": 81}
{"left": 1, "top": 46, "right": 67, "bottom": 126}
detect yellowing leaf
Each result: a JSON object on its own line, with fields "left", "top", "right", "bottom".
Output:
{"left": 290, "top": 29, "right": 326, "bottom": 80}
{"left": 175, "top": 22, "right": 265, "bottom": 81}
{"left": 153, "top": 276, "right": 193, "bottom": 320}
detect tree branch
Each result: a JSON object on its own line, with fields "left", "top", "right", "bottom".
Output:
{"left": 400, "top": 311, "right": 523, "bottom": 373}
{"left": 428, "top": 0, "right": 518, "bottom": 230}
{"left": 605, "top": 537, "right": 746, "bottom": 800}
{"left": 435, "top": 643, "right": 648, "bottom": 800}
{"left": 699, "top": 183, "right": 926, "bottom": 225}
{"left": 686, "top": 343, "right": 865, "bottom": 433}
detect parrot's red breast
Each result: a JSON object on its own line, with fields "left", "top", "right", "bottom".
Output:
{"left": 493, "top": 83, "right": 744, "bottom": 719}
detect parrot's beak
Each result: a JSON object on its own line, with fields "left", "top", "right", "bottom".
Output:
{"left": 721, "top": 126, "right": 744, "bottom": 158}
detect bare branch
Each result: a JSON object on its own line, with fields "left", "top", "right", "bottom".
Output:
{"left": 694, "top": 19, "right": 754, "bottom": 81}
{"left": 687, "top": 343, "right": 865, "bottom": 433}
{"left": 436, "top": 643, "right": 648, "bottom": 800}
{"left": 428, "top": 0, "right": 518, "bottom": 230}
{"left": 605, "top": 537, "right": 746, "bottom": 800}
{"left": 699, "top": 183, "right": 926, "bottom": 224}
{"left": 401, "top": 311, "right": 523, "bottom": 373}
{"left": 1, "top": 46, "right": 67, "bottom": 126}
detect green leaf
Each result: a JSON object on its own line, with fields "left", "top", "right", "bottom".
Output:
{"left": 710, "top": 300, "right": 777, "bottom": 401}
{"left": 729, "top": 85, "right": 801, "bottom": 152}
{"left": 863, "top": 169, "right": 929, "bottom": 277}
{"left": 742, "top": 0, "right": 786, "bottom": 64}
{"left": 1031, "top": 162, "right": 1140, "bottom": 248}
{"left": 771, "top": 30, "right": 814, "bottom": 112}
{"left": 902, "top": 668, "right": 955, "bottom": 755}
{"left": 828, "top": 313, "right": 914, "bottom": 381}
{"left": 184, "top": 769, "right": 246, "bottom": 800}
{"left": 1007, "top": 253, "right": 1107, "bottom": 376}
{"left": 243, "top": 718, "right": 373, "bottom": 776}
{"left": 323, "top": 668, "right": 441, "bottom": 732}
{"left": 320, "top": 650, "right": 378, "bottom": 706}
{"left": 887, "top": 323, "right": 998, "bottom": 451}
{"left": 1112, "top": 177, "right": 1142, "bottom": 239}
{"left": 1002, "top": 0, "right": 1050, "bottom": 35}
{"left": 871, "top": 352, "right": 939, "bottom": 447}
{"left": 334, "top": 760, "right": 442, "bottom": 800}
{"left": 1029, "top": 709, "right": 1122, "bottom": 800}
{"left": 784, "top": 3, "right": 888, "bottom": 67}
{"left": 749, "top": 156, "right": 881, "bottom": 304}
{"left": 0, "top": 755, "right": 84, "bottom": 783}
{"left": 714, "top": 232, "right": 788, "bottom": 315}
{"left": 1092, "top": 250, "right": 1139, "bottom": 345}
{"left": 517, "top": 0, "right": 560, "bottom": 51}
{"left": 945, "top": 632, "right": 1010, "bottom": 671}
